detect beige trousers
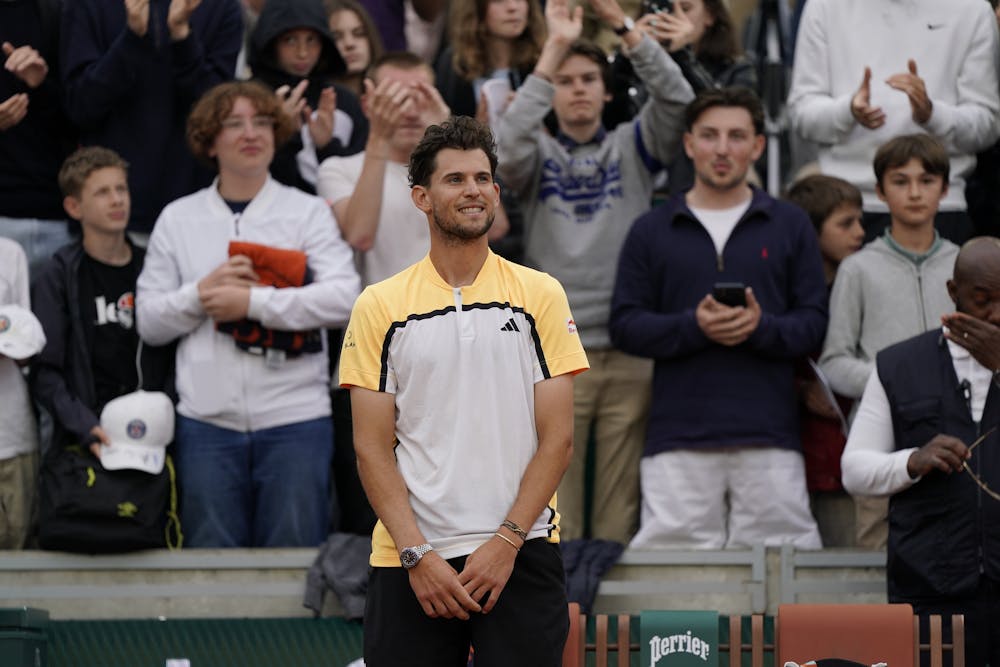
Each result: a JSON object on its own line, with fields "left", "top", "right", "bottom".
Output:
{"left": 557, "top": 348, "right": 652, "bottom": 544}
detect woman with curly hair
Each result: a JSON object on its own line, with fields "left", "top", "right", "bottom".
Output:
{"left": 435, "top": 0, "right": 546, "bottom": 121}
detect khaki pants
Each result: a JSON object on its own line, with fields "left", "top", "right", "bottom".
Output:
{"left": 0, "top": 451, "right": 37, "bottom": 549}
{"left": 558, "top": 348, "right": 652, "bottom": 544}
{"left": 854, "top": 495, "right": 888, "bottom": 550}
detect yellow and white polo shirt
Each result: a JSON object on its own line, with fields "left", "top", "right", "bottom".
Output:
{"left": 340, "top": 251, "right": 589, "bottom": 567}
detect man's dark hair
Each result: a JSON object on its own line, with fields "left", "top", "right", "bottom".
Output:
{"left": 873, "top": 133, "right": 950, "bottom": 188}
{"left": 684, "top": 86, "right": 764, "bottom": 134}
{"left": 408, "top": 116, "right": 498, "bottom": 188}
{"left": 785, "top": 174, "right": 863, "bottom": 233}
{"left": 562, "top": 40, "right": 612, "bottom": 90}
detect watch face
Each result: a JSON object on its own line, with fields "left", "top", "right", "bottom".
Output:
{"left": 400, "top": 548, "right": 419, "bottom": 568}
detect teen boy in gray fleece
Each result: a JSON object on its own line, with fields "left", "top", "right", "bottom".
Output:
{"left": 819, "top": 133, "right": 959, "bottom": 550}
{"left": 496, "top": 0, "right": 693, "bottom": 545}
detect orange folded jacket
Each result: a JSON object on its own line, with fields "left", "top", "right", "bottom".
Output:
{"left": 216, "top": 241, "right": 322, "bottom": 357}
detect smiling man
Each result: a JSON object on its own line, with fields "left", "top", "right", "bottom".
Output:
{"left": 496, "top": 0, "right": 692, "bottom": 546}
{"left": 609, "top": 87, "right": 828, "bottom": 550}
{"left": 341, "top": 116, "right": 589, "bottom": 666}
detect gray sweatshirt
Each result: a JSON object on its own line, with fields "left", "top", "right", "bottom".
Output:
{"left": 496, "top": 36, "right": 693, "bottom": 349}
{"left": 818, "top": 233, "right": 959, "bottom": 398}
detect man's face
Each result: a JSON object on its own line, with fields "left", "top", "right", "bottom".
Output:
{"left": 275, "top": 28, "right": 323, "bottom": 78}
{"left": 368, "top": 64, "right": 438, "bottom": 153}
{"left": 551, "top": 54, "right": 609, "bottom": 131}
{"left": 876, "top": 158, "right": 948, "bottom": 229}
{"left": 412, "top": 148, "right": 499, "bottom": 242}
{"left": 949, "top": 261, "right": 1000, "bottom": 327}
{"left": 684, "top": 105, "right": 764, "bottom": 193}
{"left": 64, "top": 166, "right": 130, "bottom": 233}
{"left": 210, "top": 96, "right": 275, "bottom": 180}
{"left": 818, "top": 203, "right": 865, "bottom": 266}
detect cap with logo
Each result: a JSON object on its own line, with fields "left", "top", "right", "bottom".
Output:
{"left": 99, "top": 391, "right": 175, "bottom": 474}
{"left": 0, "top": 304, "right": 46, "bottom": 361}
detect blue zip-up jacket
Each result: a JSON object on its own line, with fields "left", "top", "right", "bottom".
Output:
{"left": 60, "top": 0, "right": 242, "bottom": 233}
{"left": 609, "top": 187, "right": 828, "bottom": 456}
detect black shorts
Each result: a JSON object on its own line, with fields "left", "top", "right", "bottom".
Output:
{"left": 364, "top": 538, "right": 569, "bottom": 667}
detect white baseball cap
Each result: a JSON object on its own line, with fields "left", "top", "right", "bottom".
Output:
{"left": 99, "top": 391, "right": 175, "bottom": 474}
{"left": 0, "top": 304, "right": 46, "bottom": 360}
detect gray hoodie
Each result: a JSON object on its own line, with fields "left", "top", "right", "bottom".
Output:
{"left": 496, "top": 36, "right": 693, "bottom": 349}
{"left": 819, "top": 233, "right": 958, "bottom": 398}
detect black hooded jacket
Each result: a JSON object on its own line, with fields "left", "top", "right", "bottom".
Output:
{"left": 248, "top": 0, "right": 367, "bottom": 193}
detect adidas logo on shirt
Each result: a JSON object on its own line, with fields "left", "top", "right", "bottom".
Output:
{"left": 500, "top": 318, "right": 520, "bottom": 332}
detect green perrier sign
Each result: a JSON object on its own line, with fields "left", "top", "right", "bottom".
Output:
{"left": 640, "top": 610, "right": 719, "bottom": 667}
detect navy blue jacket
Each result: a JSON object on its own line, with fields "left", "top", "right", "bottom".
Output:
{"left": 0, "top": 0, "right": 76, "bottom": 220}
{"left": 878, "top": 330, "right": 1000, "bottom": 601}
{"left": 60, "top": 0, "right": 242, "bottom": 233}
{"left": 609, "top": 187, "right": 828, "bottom": 456}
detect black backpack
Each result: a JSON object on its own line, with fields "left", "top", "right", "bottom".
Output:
{"left": 37, "top": 444, "right": 182, "bottom": 553}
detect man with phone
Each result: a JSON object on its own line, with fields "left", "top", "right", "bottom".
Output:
{"left": 609, "top": 86, "right": 828, "bottom": 550}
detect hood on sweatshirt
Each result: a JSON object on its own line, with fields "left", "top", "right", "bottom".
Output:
{"left": 248, "top": 0, "right": 347, "bottom": 88}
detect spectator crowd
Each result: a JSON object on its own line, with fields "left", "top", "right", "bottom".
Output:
{"left": 2, "top": 0, "right": 1000, "bottom": 658}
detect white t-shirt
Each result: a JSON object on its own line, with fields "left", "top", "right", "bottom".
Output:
{"left": 690, "top": 199, "right": 752, "bottom": 256}
{"left": 0, "top": 238, "right": 39, "bottom": 460}
{"left": 316, "top": 152, "right": 430, "bottom": 287}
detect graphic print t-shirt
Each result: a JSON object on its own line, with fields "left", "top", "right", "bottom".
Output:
{"left": 78, "top": 250, "right": 142, "bottom": 412}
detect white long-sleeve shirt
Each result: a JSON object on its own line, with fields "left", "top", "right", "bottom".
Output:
{"left": 136, "top": 177, "right": 361, "bottom": 432}
{"left": 788, "top": 0, "right": 1000, "bottom": 212}
{"left": 842, "top": 332, "right": 994, "bottom": 496}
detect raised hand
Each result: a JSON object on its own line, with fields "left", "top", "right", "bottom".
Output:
{"left": 655, "top": 2, "right": 698, "bottom": 52}
{"left": 307, "top": 86, "right": 337, "bottom": 149}
{"left": 276, "top": 80, "right": 310, "bottom": 130}
{"left": 942, "top": 311, "right": 1000, "bottom": 373}
{"left": 546, "top": 0, "right": 584, "bottom": 46}
{"left": 886, "top": 59, "right": 932, "bottom": 125}
{"left": 412, "top": 80, "right": 451, "bottom": 126}
{"left": 0, "top": 93, "right": 29, "bottom": 130}
{"left": 851, "top": 67, "right": 885, "bottom": 130}
{"left": 124, "top": 0, "right": 150, "bottom": 37}
{"left": 167, "top": 0, "right": 203, "bottom": 41}
{"left": 362, "top": 76, "right": 415, "bottom": 155}
{"left": 3, "top": 42, "right": 49, "bottom": 88}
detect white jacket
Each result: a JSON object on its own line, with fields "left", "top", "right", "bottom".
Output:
{"left": 137, "top": 177, "right": 361, "bottom": 432}
{"left": 788, "top": 0, "right": 1000, "bottom": 212}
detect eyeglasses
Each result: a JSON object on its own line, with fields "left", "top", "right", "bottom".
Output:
{"left": 963, "top": 425, "right": 999, "bottom": 502}
{"left": 220, "top": 116, "right": 276, "bottom": 133}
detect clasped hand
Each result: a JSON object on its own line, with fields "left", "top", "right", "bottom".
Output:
{"left": 197, "top": 254, "right": 257, "bottom": 322}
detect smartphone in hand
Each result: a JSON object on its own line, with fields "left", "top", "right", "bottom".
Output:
{"left": 712, "top": 282, "right": 747, "bottom": 308}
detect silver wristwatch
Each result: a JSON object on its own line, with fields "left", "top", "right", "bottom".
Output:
{"left": 400, "top": 543, "right": 433, "bottom": 569}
